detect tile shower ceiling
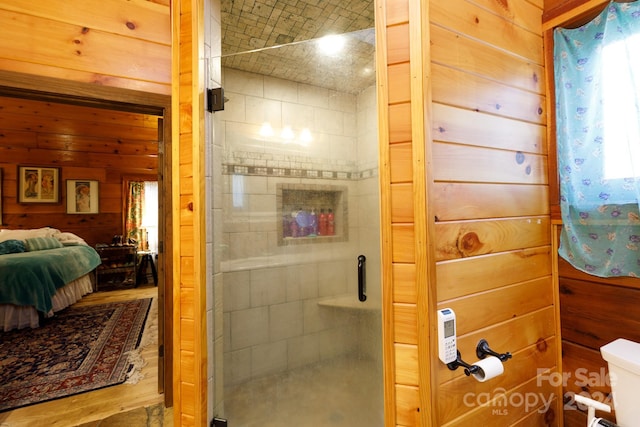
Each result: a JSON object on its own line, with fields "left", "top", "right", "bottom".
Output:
{"left": 221, "top": 0, "right": 376, "bottom": 94}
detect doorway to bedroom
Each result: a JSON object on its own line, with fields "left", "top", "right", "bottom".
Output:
{"left": 0, "top": 76, "right": 172, "bottom": 425}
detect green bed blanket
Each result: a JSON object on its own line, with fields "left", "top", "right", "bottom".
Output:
{"left": 0, "top": 245, "right": 101, "bottom": 313}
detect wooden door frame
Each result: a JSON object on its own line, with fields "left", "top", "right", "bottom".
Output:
{"left": 0, "top": 69, "right": 174, "bottom": 406}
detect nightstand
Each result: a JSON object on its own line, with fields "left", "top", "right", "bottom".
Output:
{"left": 95, "top": 245, "right": 137, "bottom": 291}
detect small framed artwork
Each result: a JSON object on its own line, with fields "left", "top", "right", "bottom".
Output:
{"left": 66, "top": 179, "right": 99, "bottom": 214}
{"left": 18, "top": 165, "right": 60, "bottom": 204}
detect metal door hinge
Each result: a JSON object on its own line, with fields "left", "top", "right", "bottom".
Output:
{"left": 211, "top": 417, "right": 228, "bottom": 427}
{"left": 206, "top": 88, "right": 225, "bottom": 112}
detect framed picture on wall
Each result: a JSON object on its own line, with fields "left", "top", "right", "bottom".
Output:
{"left": 66, "top": 179, "right": 99, "bottom": 214}
{"left": 17, "top": 165, "right": 60, "bottom": 204}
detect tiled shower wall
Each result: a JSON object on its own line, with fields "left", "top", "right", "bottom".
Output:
{"left": 220, "top": 68, "right": 379, "bottom": 386}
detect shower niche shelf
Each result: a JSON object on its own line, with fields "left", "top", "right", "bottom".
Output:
{"left": 277, "top": 183, "right": 348, "bottom": 246}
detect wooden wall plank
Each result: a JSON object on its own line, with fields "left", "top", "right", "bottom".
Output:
{"left": 435, "top": 216, "right": 551, "bottom": 261}
{"left": 385, "top": 0, "right": 409, "bottom": 25}
{"left": 386, "top": 24, "right": 410, "bottom": 65}
{"left": 438, "top": 277, "right": 553, "bottom": 335}
{"left": 388, "top": 63, "right": 412, "bottom": 104}
{"left": 432, "top": 103, "right": 546, "bottom": 154}
{"left": 0, "top": 149, "right": 156, "bottom": 172}
{"left": 437, "top": 246, "right": 552, "bottom": 300}
{"left": 433, "top": 143, "right": 547, "bottom": 185}
{"left": 560, "top": 278, "right": 640, "bottom": 349}
{"left": 395, "top": 343, "right": 419, "bottom": 386}
{"left": 395, "top": 384, "right": 420, "bottom": 426}
{"left": 0, "top": 0, "right": 170, "bottom": 44}
{"left": 430, "top": 26, "right": 544, "bottom": 95}
{"left": 0, "top": 97, "right": 158, "bottom": 127}
{"left": 394, "top": 303, "right": 418, "bottom": 344}
{"left": 388, "top": 103, "right": 412, "bottom": 143}
{"left": 37, "top": 135, "right": 159, "bottom": 157}
{"left": 392, "top": 263, "right": 417, "bottom": 304}
{"left": 0, "top": 58, "right": 170, "bottom": 95}
{"left": 389, "top": 143, "right": 413, "bottom": 183}
{"left": 430, "top": 0, "right": 544, "bottom": 64}
{"left": 469, "top": 0, "right": 543, "bottom": 34}
{"left": 392, "top": 224, "right": 415, "bottom": 263}
{"left": 0, "top": 112, "right": 158, "bottom": 141}
{"left": 0, "top": 10, "right": 170, "bottom": 84}
{"left": 391, "top": 183, "right": 414, "bottom": 223}
{"left": 432, "top": 64, "right": 546, "bottom": 124}
{"left": 433, "top": 183, "right": 549, "bottom": 222}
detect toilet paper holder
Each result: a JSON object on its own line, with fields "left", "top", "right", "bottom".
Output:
{"left": 476, "top": 339, "right": 512, "bottom": 362}
{"left": 446, "top": 350, "right": 481, "bottom": 376}
{"left": 446, "top": 339, "right": 512, "bottom": 376}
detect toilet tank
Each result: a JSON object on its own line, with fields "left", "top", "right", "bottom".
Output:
{"left": 600, "top": 338, "right": 640, "bottom": 426}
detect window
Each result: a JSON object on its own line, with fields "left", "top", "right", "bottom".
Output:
{"left": 142, "top": 181, "right": 158, "bottom": 252}
{"left": 554, "top": 2, "right": 640, "bottom": 277}
{"left": 602, "top": 35, "right": 640, "bottom": 181}
{"left": 125, "top": 179, "right": 158, "bottom": 253}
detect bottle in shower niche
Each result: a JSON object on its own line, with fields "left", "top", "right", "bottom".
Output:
{"left": 327, "top": 208, "right": 335, "bottom": 235}
{"left": 319, "top": 208, "right": 328, "bottom": 236}
{"left": 309, "top": 208, "right": 318, "bottom": 236}
{"left": 297, "top": 207, "right": 310, "bottom": 237}
{"left": 290, "top": 209, "right": 300, "bottom": 238}
{"left": 283, "top": 214, "right": 292, "bottom": 238}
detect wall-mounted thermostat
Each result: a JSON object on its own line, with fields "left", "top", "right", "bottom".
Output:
{"left": 438, "top": 308, "right": 457, "bottom": 364}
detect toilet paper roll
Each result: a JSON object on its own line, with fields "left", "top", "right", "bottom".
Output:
{"left": 472, "top": 356, "right": 504, "bottom": 382}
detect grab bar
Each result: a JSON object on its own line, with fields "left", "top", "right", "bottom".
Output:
{"left": 358, "top": 255, "right": 367, "bottom": 302}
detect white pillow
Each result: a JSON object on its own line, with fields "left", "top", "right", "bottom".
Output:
{"left": 55, "top": 232, "right": 88, "bottom": 246}
{"left": 0, "top": 227, "right": 61, "bottom": 243}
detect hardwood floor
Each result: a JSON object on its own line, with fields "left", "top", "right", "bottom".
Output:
{"left": 0, "top": 285, "right": 164, "bottom": 427}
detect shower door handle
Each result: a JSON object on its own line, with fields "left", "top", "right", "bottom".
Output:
{"left": 358, "top": 255, "right": 367, "bottom": 302}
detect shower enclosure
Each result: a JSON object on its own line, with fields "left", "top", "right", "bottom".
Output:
{"left": 217, "top": 28, "right": 382, "bottom": 426}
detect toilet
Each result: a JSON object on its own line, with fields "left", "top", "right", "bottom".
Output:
{"left": 600, "top": 338, "right": 640, "bottom": 426}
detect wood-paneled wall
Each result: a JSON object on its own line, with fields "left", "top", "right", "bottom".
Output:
{"left": 0, "top": 0, "right": 170, "bottom": 95}
{"left": 0, "top": 96, "right": 159, "bottom": 246}
{"left": 171, "top": 0, "right": 208, "bottom": 425}
{"left": 558, "top": 253, "right": 640, "bottom": 427}
{"left": 378, "top": 0, "right": 560, "bottom": 425}
{"left": 430, "top": 0, "right": 561, "bottom": 425}
{"left": 377, "top": 0, "right": 432, "bottom": 424}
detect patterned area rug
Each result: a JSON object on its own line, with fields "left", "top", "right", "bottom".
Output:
{"left": 0, "top": 298, "right": 152, "bottom": 412}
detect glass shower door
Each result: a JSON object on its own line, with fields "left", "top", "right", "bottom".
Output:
{"left": 217, "top": 29, "right": 382, "bottom": 426}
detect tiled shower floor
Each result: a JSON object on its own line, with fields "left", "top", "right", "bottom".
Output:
{"left": 224, "top": 356, "right": 383, "bottom": 426}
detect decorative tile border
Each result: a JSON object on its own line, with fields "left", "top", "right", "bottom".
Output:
{"left": 222, "top": 164, "right": 378, "bottom": 180}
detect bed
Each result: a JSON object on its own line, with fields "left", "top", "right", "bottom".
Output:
{"left": 0, "top": 227, "right": 101, "bottom": 331}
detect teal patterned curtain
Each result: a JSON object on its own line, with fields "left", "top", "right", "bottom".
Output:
{"left": 125, "top": 181, "right": 145, "bottom": 246}
{"left": 554, "top": 1, "right": 640, "bottom": 277}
